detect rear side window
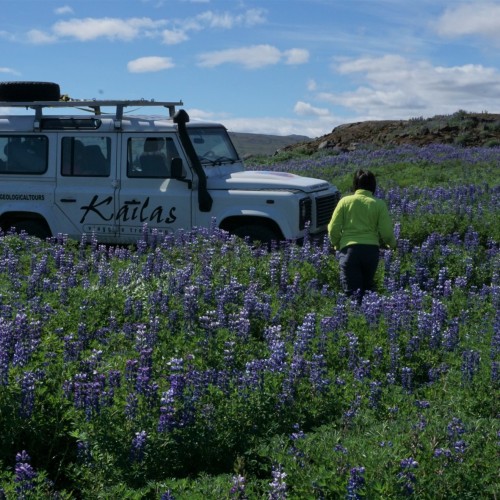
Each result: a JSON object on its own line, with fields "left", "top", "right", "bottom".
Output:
{"left": 61, "top": 137, "right": 111, "bottom": 177}
{"left": 0, "top": 135, "right": 48, "bottom": 174}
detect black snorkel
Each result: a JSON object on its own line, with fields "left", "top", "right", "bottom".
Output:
{"left": 173, "top": 109, "right": 213, "bottom": 212}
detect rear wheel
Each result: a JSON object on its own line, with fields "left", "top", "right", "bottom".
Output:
{"left": 9, "top": 220, "right": 51, "bottom": 239}
{"left": 0, "top": 81, "right": 60, "bottom": 102}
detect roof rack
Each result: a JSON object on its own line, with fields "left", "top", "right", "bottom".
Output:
{"left": 0, "top": 99, "right": 184, "bottom": 130}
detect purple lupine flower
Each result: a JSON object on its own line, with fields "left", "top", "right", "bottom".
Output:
{"left": 433, "top": 448, "right": 452, "bottom": 460}
{"left": 161, "top": 490, "right": 176, "bottom": 500}
{"left": 369, "top": 380, "right": 382, "bottom": 409}
{"left": 310, "top": 353, "right": 329, "bottom": 392}
{"left": 125, "top": 359, "right": 139, "bottom": 385}
{"left": 346, "top": 466, "right": 365, "bottom": 499}
{"left": 343, "top": 395, "right": 362, "bottom": 425}
{"left": 130, "top": 430, "right": 147, "bottom": 462}
{"left": 414, "top": 400, "right": 430, "bottom": 410}
{"left": 345, "top": 332, "right": 359, "bottom": 371}
{"left": 372, "top": 346, "right": 384, "bottom": 367}
{"left": 442, "top": 320, "right": 460, "bottom": 351}
{"left": 401, "top": 367, "right": 413, "bottom": 393}
{"left": 268, "top": 464, "right": 287, "bottom": 499}
{"left": 15, "top": 450, "right": 37, "bottom": 496}
{"left": 492, "top": 361, "right": 499, "bottom": 383}
{"left": 397, "top": 457, "right": 418, "bottom": 495}
{"left": 230, "top": 474, "right": 247, "bottom": 499}
{"left": 19, "top": 371, "right": 36, "bottom": 418}
{"left": 354, "top": 359, "right": 371, "bottom": 381}
{"left": 12, "top": 314, "right": 41, "bottom": 368}
{"left": 77, "top": 440, "right": 92, "bottom": 464}
{"left": 288, "top": 424, "right": 306, "bottom": 468}
{"left": 334, "top": 444, "right": 348, "bottom": 454}
{"left": 461, "top": 350, "right": 480, "bottom": 384}
{"left": 125, "top": 392, "right": 138, "bottom": 420}
{"left": 447, "top": 417, "right": 466, "bottom": 440}
{"left": 453, "top": 439, "right": 467, "bottom": 458}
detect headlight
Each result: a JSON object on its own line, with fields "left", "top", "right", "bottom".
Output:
{"left": 299, "top": 198, "right": 312, "bottom": 230}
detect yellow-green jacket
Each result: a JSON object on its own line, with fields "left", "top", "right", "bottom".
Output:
{"left": 328, "top": 189, "right": 397, "bottom": 250}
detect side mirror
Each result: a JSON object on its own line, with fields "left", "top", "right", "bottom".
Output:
{"left": 171, "top": 157, "right": 185, "bottom": 179}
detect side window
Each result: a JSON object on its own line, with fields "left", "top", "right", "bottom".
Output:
{"left": 61, "top": 137, "right": 111, "bottom": 177}
{"left": 127, "top": 137, "right": 180, "bottom": 178}
{"left": 0, "top": 135, "right": 48, "bottom": 174}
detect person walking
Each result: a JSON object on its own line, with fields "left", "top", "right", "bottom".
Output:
{"left": 328, "top": 169, "right": 396, "bottom": 301}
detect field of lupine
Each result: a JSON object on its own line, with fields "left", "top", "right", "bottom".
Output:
{"left": 0, "top": 143, "right": 499, "bottom": 498}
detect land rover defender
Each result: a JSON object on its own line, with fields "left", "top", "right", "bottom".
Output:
{"left": 0, "top": 81, "right": 340, "bottom": 244}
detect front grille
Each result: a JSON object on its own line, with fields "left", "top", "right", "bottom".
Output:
{"left": 315, "top": 193, "right": 340, "bottom": 228}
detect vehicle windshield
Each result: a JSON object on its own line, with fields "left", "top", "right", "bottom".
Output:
{"left": 187, "top": 126, "right": 239, "bottom": 166}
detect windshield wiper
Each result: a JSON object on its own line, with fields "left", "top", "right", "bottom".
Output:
{"left": 199, "top": 154, "right": 236, "bottom": 166}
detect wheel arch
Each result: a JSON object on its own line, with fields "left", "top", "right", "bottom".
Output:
{"left": 219, "top": 215, "right": 284, "bottom": 240}
{"left": 0, "top": 211, "right": 52, "bottom": 236}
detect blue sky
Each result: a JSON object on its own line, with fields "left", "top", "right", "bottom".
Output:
{"left": 2, "top": 0, "right": 500, "bottom": 137}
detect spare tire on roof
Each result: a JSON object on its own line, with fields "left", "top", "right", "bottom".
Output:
{"left": 0, "top": 81, "right": 61, "bottom": 102}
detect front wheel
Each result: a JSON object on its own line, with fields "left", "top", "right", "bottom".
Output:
{"left": 233, "top": 224, "right": 279, "bottom": 245}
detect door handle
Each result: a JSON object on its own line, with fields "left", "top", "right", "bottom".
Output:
{"left": 60, "top": 198, "right": 76, "bottom": 203}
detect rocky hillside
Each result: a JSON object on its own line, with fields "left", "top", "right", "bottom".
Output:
{"left": 282, "top": 111, "right": 500, "bottom": 155}
{"left": 229, "top": 132, "right": 309, "bottom": 157}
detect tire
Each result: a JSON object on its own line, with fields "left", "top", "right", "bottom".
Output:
{"left": 0, "top": 81, "right": 60, "bottom": 102}
{"left": 10, "top": 220, "right": 51, "bottom": 239}
{"left": 233, "top": 224, "right": 279, "bottom": 245}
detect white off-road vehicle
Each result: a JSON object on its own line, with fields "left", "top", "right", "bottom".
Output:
{"left": 0, "top": 81, "right": 340, "bottom": 244}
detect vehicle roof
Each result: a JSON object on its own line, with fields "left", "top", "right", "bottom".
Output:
{"left": 0, "top": 113, "right": 224, "bottom": 133}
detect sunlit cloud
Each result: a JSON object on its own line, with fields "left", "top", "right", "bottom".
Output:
{"left": 198, "top": 44, "right": 309, "bottom": 69}
{"left": 0, "top": 67, "right": 21, "bottom": 76}
{"left": 435, "top": 2, "right": 500, "bottom": 42}
{"left": 318, "top": 54, "right": 500, "bottom": 118}
{"left": 162, "top": 29, "right": 189, "bottom": 45}
{"left": 284, "top": 48, "right": 309, "bottom": 65}
{"left": 127, "top": 56, "right": 175, "bottom": 73}
{"left": 26, "top": 29, "right": 58, "bottom": 44}
{"left": 54, "top": 6, "right": 74, "bottom": 15}
{"left": 294, "top": 101, "right": 330, "bottom": 117}
{"left": 52, "top": 17, "right": 167, "bottom": 42}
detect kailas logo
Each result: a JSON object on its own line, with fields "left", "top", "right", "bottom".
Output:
{"left": 80, "top": 195, "right": 177, "bottom": 224}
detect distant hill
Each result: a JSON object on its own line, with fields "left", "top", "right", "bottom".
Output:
{"left": 229, "top": 132, "right": 309, "bottom": 157}
{"left": 280, "top": 111, "right": 500, "bottom": 155}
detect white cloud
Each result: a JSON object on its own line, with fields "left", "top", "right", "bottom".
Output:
{"left": 217, "top": 115, "right": 333, "bottom": 138}
{"left": 197, "top": 44, "right": 309, "bottom": 69}
{"left": 319, "top": 54, "right": 500, "bottom": 118}
{"left": 54, "top": 6, "right": 74, "bottom": 15}
{"left": 26, "top": 29, "right": 58, "bottom": 44}
{"left": 198, "top": 44, "right": 282, "bottom": 69}
{"left": 196, "top": 8, "right": 266, "bottom": 29}
{"left": 22, "top": 9, "right": 265, "bottom": 46}
{"left": 162, "top": 29, "right": 189, "bottom": 45}
{"left": 294, "top": 101, "right": 330, "bottom": 117}
{"left": 127, "top": 56, "right": 175, "bottom": 73}
{"left": 52, "top": 17, "right": 166, "bottom": 42}
{"left": 435, "top": 2, "right": 500, "bottom": 42}
{"left": 0, "top": 67, "right": 21, "bottom": 76}
{"left": 284, "top": 48, "right": 309, "bottom": 65}
{"left": 307, "top": 79, "right": 317, "bottom": 91}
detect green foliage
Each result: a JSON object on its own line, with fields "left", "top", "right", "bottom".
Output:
{"left": 0, "top": 149, "right": 498, "bottom": 498}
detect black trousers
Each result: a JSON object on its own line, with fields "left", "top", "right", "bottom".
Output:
{"left": 338, "top": 244, "right": 380, "bottom": 299}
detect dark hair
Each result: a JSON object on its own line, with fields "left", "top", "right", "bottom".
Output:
{"left": 352, "top": 169, "right": 376, "bottom": 194}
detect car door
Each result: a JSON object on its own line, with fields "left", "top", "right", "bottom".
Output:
{"left": 117, "top": 134, "right": 193, "bottom": 244}
{"left": 55, "top": 133, "right": 118, "bottom": 242}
